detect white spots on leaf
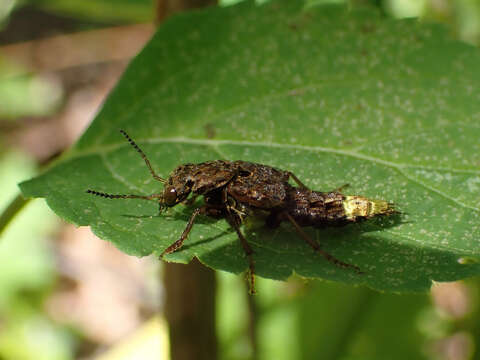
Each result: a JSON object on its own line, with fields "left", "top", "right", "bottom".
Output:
{"left": 413, "top": 169, "right": 454, "bottom": 183}
{"left": 466, "top": 177, "right": 480, "bottom": 193}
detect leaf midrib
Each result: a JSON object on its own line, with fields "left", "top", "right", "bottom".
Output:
{"left": 64, "top": 135, "right": 480, "bottom": 214}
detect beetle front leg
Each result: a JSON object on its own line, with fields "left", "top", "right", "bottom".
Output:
{"left": 161, "top": 206, "right": 205, "bottom": 257}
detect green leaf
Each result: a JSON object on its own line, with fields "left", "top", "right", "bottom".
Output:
{"left": 19, "top": 1, "right": 480, "bottom": 292}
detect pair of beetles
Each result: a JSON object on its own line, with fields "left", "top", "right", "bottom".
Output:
{"left": 87, "top": 130, "right": 396, "bottom": 292}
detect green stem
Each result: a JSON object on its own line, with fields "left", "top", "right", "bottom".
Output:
{"left": 0, "top": 193, "right": 31, "bottom": 237}
{"left": 246, "top": 285, "right": 258, "bottom": 360}
{"left": 326, "top": 287, "right": 377, "bottom": 360}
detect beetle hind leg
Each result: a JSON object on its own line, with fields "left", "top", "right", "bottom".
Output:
{"left": 287, "top": 171, "right": 309, "bottom": 189}
{"left": 283, "top": 212, "right": 363, "bottom": 274}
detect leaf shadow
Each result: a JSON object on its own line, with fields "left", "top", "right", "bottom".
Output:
{"left": 121, "top": 205, "right": 235, "bottom": 252}
{"left": 199, "top": 210, "right": 480, "bottom": 292}
{"left": 179, "top": 228, "right": 234, "bottom": 252}
{"left": 120, "top": 205, "right": 221, "bottom": 225}
{"left": 350, "top": 211, "right": 405, "bottom": 232}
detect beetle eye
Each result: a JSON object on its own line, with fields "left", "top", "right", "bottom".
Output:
{"left": 163, "top": 186, "right": 177, "bottom": 205}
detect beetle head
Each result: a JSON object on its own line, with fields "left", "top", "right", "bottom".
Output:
{"left": 162, "top": 177, "right": 194, "bottom": 207}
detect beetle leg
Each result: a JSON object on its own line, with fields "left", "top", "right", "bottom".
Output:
{"left": 222, "top": 187, "right": 256, "bottom": 294}
{"left": 229, "top": 213, "right": 256, "bottom": 294}
{"left": 184, "top": 194, "right": 199, "bottom": 206}
{"left": 287, "top": 171, "right": 309, "bottom": 189}
{"left": 283, "top": 212, "right": 363, "bottom": 274}
{"left": 286, "top": 172, "right": 349, "bottom": 194}
{"left": 161, "top": 206, "right": 205, "bottom": 257}
{"left": 158, "top": 202, "right": 165, "bottom": 214}
{"left": 227, "top": 197, "right": 247, "bottom": 219}
{"left": 332, "top": 183, "right": 350, "bottom": 193}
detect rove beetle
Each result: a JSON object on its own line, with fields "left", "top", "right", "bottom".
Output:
{"left": 87, "top": 130, "right": 396, "bottom": 292}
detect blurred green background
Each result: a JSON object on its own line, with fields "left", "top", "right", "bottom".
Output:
{"left": 1, "top": 0, "right": 480, "bottom": 359}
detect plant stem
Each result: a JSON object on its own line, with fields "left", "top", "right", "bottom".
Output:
{"left": 0, "top": 193, "right": 30, "bottom": 237}
{"left": 326, "top": 287, "right": 377, "bottom": 360}
{"left": 164, "top": 258, "right": 217, "bottom": 360}
{"left": 246, "top": 285, "right": 258, "bottom": 360}
{"left": 156, "top": 0, "right": 217, "bottom": 22}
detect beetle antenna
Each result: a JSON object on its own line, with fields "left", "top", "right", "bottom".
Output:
{"left": 119, "top": 129, "right": 166, "bottom": 183}
{"left": 86, "top": 189, "right": 162, "bottom": 201}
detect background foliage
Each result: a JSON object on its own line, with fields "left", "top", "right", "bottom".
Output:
{"left": 2, "top": 0, "right": 480, "bottom": 359}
